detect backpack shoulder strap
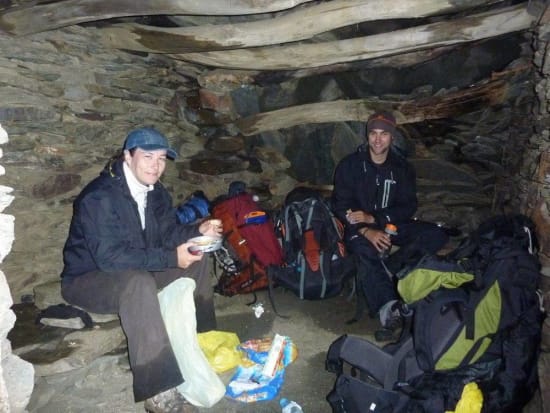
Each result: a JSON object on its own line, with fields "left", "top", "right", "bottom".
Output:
{"left": 326, "top": 334, "right": 420, "bottom": 389}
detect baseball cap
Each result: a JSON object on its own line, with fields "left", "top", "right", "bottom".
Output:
{"left": 366, "top": 111, "right": 397, "bottom": 136}
{"left": 123, "top": 127, "right": 178, "bottom": 159}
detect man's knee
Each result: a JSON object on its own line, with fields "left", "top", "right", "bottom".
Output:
{"left": 178, "top": 256, "right": 208, "bottom": 281}
{"left": 347, "top": 237, "right": 378, "bottom": 259}
{"left": 405, "top": 222, "right": 449, "bottom": 254}
{"left": 425, "top": 225, "right": 449, "bottom": 253}
{"left": 123, "top": 270, "right": 157, "bottom": 296}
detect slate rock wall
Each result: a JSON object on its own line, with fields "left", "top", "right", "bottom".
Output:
{"left": 0, "top": 124, "right": 34, "bottom": 412}
{"left": 0, "top": 13, "right": 548, "bottom": 413}
{"left": 0, "top": 26, "right": 288, "bottom": 301}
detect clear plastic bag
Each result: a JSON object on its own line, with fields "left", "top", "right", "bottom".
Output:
{"left": 158, "top": 278, "right": 225, "bottom": 407}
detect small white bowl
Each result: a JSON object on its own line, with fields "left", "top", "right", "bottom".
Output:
{"left": 188, "top": 235, "right": 223, "bottom": 254}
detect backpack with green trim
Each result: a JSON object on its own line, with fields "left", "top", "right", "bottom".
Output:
{"left": 326, "top": 214, "right": 544, "bottom": 413}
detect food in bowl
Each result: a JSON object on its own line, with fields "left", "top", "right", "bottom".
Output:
{"left": 188, "top": 235, "right": 222, "bottom": 254}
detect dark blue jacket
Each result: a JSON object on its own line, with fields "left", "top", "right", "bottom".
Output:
{"left": 332, "top": 145, "right": 417, "bottom": 236}
{"left": 61, "top": 158, "right": 199, "bottom": 278}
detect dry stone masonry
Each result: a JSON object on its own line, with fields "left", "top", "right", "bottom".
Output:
{"left": 0, "top": 124, "right": 34, "bottom": 412}
{"left": 0, "top": 3, "right": 548, "bottom": 412}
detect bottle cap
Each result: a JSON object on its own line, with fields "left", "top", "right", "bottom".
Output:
{"left": 385, "top": 223, "right": 398, "bottom": 235}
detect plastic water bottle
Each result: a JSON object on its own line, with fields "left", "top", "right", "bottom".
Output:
{"left": 379, "top": 223, "right": 398, "bottom": 259}
{"left": 280, "top": 397, "right": 304, "bottom": 413}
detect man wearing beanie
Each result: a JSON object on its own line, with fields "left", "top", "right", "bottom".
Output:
{"left": 60, "top": 127, "right": 222, "bottom": 412}
{"left": 332, "top": 110, "right": 448, "bottom": 339}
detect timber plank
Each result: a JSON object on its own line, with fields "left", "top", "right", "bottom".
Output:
{"left": 173, "top": 4, "right": 536, "bottom": 70}
{"left": 99, "top": 0, "right": 501, "bottom": 53}
{"left": 253, "top": 46, "right": 459, "bottom": 85}
{"left": 235, "top": 77, "right": 514, "bottom": 135}
{"left": 0, "top": 0, "right": 314, "bottom": 35}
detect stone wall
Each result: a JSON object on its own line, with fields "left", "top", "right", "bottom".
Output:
{"left": 527, "top": 8, "right": 550, "bottom": 410}
{"left": 0, "top": 17, "right": 549, "bottom": 412}
{"left": 0, "top": 23, "right": 544, "bottom": 304}
{"left": 0, "top": 26, "right": 291, "bottom": 302}
{"left": 0, "top": 124, "right": 34, "bottom": 412}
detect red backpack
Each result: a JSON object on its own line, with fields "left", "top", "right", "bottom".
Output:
{"left": 212, "top": 192, "right": 283, "bottom": 296}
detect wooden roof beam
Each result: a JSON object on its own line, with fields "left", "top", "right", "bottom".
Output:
{"left": 171, "top": 4, "right": 536, "bottom": 70}
{"left": 0, "top": 0, "right": 314, "bottom": 36}
{"left": 235, "top": 70, "right": 526, "bottom": 135}
{"left": 99, "top": 0, "right": 503, "bottom": 53}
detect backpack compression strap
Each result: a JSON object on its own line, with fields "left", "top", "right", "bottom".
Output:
{"left": 286, "top": 199, "right": 328, "bottom": 299}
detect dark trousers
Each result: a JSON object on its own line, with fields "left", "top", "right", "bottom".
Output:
{"left": 60, "top": 257, "right": 216, "bottom": 402}
{"left": 348, "top": 220, "right": 448, "bottom": 316}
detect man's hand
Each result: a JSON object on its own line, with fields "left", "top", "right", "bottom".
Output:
{"left": 346, "top": 209, "right": 375, "bottom": 225}
{"left": 361, "top": 228, "right": 392, "bottom": 253}
{"left": 199, "top": 218, "right": 223, "bottom": 238}
{"left": 176, "top": 241, "right": 204, "bottom": 268}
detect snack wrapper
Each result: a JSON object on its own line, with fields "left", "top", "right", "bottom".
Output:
{"left": 226, "top": 334, "right": 298, "bottom": 402}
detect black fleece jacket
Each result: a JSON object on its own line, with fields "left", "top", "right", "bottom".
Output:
{"left": 332, "top": 145, "right": 417, "bottom": 235}
{"left": 61, "top": 158, "right": 200, "bottom": 278}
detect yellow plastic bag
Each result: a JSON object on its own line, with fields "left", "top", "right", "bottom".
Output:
{"left": 198, "top": 330, "right": 244, "bottom": 373}
{"left": 446, "top": 382, "right": 483, "bottom": 413}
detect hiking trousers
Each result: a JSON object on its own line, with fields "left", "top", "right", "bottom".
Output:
{"left": 60, "top": 257, "right": 216, "bottom": 402}
{"left": 348, "top": 220, "right": 448, "bottom": 315}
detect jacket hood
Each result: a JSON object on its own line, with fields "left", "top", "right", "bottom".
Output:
{"left": 100, "top": 157, "right": 124, "bottom": 179}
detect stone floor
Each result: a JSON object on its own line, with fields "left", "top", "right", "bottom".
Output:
{"left": 10, "top": 279, "right": 543, "bottom": 413}
{"left": 11, "top": 281, "right": 378, "bottom": 413}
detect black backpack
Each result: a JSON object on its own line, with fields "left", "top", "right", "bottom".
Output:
{"left": 270, "top": 187, "right": 355, "bottom": 300}
{"left": 326, "top": 214, "right": 545, "bottom": 413}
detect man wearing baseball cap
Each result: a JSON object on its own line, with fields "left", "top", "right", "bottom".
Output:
{"left": 60, "top": 127, "right": 221, "bottom": 412}
{"left": 332, "top": 110, "right": 448, "bottom": 339}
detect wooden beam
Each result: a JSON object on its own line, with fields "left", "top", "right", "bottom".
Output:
{"left": 253, "top": 45, "right": 460, "bottom": 85}
{"left": 235, "top": 74, "right": 520, "bottom": 136}
{"left": 0, "top": 0, "right": 314, "bottom": 36}
{"left": 173, "top": 4, "right": 536, "bottom": 70}
{"left": 98, "top": 0, "right": 502, "bottom": 53}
